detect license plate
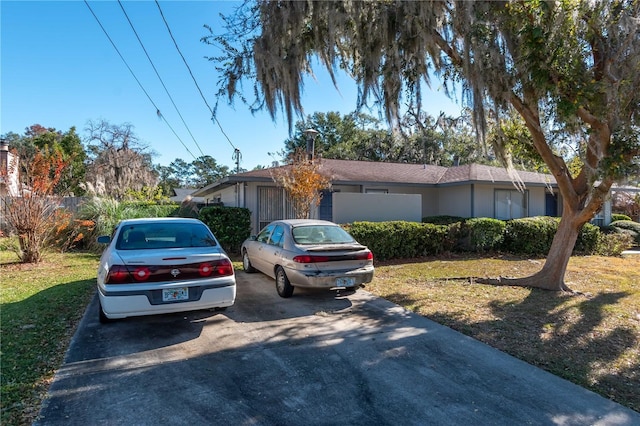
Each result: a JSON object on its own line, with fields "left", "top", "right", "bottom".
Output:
{"left": 162, "top": 287, "right": 188, "bottom": 302}
{"left": 335, "top": 277, "right": 355, "bottom": 287}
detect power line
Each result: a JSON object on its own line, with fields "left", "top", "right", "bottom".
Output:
{"left": 154, "top": 0, "right": 239, "bottom": 158}
{"left": 117, "top": 0, "right": 206, "bottom": 158}
{"left": 83, "top": 0, "right": 198, "bottom": 162}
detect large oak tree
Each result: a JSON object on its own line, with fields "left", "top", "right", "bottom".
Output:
{"left": 208, "top": 1, "right": 640, "bottom": 291}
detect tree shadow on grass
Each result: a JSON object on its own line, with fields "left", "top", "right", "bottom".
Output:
{"left": 391, "top": 288, "right": 639, "bottom": 412}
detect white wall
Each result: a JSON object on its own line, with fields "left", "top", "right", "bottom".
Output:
{"left": 332, "top": 192, "right": 422, "bottom": 224}
{"left": 528, "top": 187, "right": 548, "bottom": 217}
{"left": 438, "top": 185, "right": 472, "bottom": 217}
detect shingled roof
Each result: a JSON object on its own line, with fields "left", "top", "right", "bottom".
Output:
{"left": 193, "top": 159, "right": 556, "bottom": 196}
{"left": 236, "top": 159, "right": 553, "bottom": 184}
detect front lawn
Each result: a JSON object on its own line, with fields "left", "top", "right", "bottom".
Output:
{"left": 367, "top": 253, "right": 640, "bottom": 412}
{"left": 1, "top": 248, "right": 638, "bottom": 425}
{"left": 0, "top": 250, "right": 99, "bottom": 426}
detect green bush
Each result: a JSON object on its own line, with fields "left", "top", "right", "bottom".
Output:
{"left": 575, "top": 222, "right": 601, "bottom": 254}
{"left": 422, "top": 215, "right": 466, "bottom": 225}
{"left": 344, "top": 221, "right": 449, "bottom": 261}
{"left": 595, "top": 232, "right": 634, "bottom": 256}
{"left": 610, "top": 220, "right": 640, "bottom": 245}
{"left": 74, "top": 198, "right": 180, "bottom": 252}
{"left": 459, "top": 218, "right": 506, "bottom": 252}
{"left": 344, "top": 216, "right": 627, "bottom": 261}
{"left": 611, "top": 213, "right": 632, "bottom": 222}
{"left": 502, "top": 216, "right": 559, "bottom": 255}
{"left": 199, "top": 206, "right": 251, "bottom": 253}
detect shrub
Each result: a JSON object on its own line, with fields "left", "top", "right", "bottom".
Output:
{"left": 422, "top": 215, "right": 466, "bottom": 225}
{"left": 502, "top": 216, "right": 559, "bottom": 255}
{"left": 461, "top": 218, "right": 506, "bottom": 252}
{"left": 344, "top": 221, "right": 449, "bottom": 261}
{"left": 75, "top": 198, "right": 179, "bottom": 252}
{"left": 610, "top": 220, "right": 640, "bottom": 245}
{"left": 595, "top": 232, "right": 634, "bottom": 256}
{"left": 574, "top": 222, "right": 600, "bottom": 254}
{"left": 199, "top": 206, "right": 251, "bottom": 253}
{"left": 612, "top": 213, "right": 632, "bottom": 222}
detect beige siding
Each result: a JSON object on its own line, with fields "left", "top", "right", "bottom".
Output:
{"left": 528, "top": 187, "right": 548, "bottom": 217}
{"left": 332, "top": 192, "right": 422, "bottom": 224}
{"left": 438, "top": 185, "right": 472, "bottom": 217}
{"left": 473, "top": 184, "right": 495, "bottom": 217}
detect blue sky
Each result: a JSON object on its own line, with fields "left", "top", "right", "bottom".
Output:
{"left": 1, "top": 1, "right": 463, "bottom": 171}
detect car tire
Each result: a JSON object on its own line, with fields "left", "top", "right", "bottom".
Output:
{"left": 275, "top": 266, "right": 294, "bottom": 298}
{"left": 98, "top": 301, "right": 114, "bottom": 324}
{"left": 243, "top": 250, "right": 256, "bottom": 273}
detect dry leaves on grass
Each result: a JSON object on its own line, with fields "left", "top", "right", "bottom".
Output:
{"left": 368, "top": 254, "right": 640, "bottom": 412}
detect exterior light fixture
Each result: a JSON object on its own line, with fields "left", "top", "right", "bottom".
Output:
{"left": 304, "top": 128, "right": 319, "bottom": 161}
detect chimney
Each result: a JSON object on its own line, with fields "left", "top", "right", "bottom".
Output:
{"left": 0, "top": 139, "right": 8, "bottom": 152}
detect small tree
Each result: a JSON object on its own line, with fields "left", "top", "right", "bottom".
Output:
{"left": 2, "top": 148, "right": 70, "bottom": 263}
{"left": 270, "top": 149, "right": 332, "bottom": 219}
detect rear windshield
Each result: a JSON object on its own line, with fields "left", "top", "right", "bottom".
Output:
{"left": 292, "top": 225, "right": 356, "bottom": 245}
{"left": 116, "top": 223, "right": 217, "bottom": 250}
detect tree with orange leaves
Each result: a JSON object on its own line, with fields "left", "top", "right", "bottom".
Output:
{"left": 2, "top": 148, "right": 71, "bottom": 263}
{"left": 270, "top": 148, "right": 331, "bottom": 219}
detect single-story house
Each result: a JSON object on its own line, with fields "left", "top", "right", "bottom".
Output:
{"left": 192, "top": 159, "right": 572, "bottom": 234}
{"left": 0, "top": 140, "right": 19, "bottom": 197}
{"left": 169, "top": 188, "right": 205, "bottom": 204}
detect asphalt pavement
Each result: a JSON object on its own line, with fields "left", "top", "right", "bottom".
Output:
{"left": 35, "top": 272, "right": 640, "bottom": 426}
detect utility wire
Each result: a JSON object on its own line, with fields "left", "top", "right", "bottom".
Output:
{"left": 117, "top": 0, "right": 206, "bottom": 158}
{"left": 154, "top": 0, "right": 239, "bottom": 155}
{"left": 84, "top": 0, "right": 198, "bottom": 161}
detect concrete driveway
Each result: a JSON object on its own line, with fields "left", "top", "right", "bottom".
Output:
{"left": 36, "top": 272, "right": 639, "bottom": 425}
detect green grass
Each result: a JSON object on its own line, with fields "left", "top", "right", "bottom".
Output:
{"left": 368, "top": 253, "right": 640, "bottom": 413}
{"left": 1, "top": 249, "right": 99, "bottom": 426}
{"left": 1, "top": 248, "right": 638, "bottom": 424}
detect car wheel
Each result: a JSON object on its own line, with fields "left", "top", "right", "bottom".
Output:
{"left": 275, "top": 266, "right": 294, "bottom": 298}
{"left": 99, "top": 301, "right": 114, "bottom": 324}
{"left": 243, "top": 250, "right": 256, "bottom": 273}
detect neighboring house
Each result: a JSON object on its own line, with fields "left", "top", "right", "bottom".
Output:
{"left": 0, "top": 140, "right": 19, "bottom": 197}
{"left": 1, "top": 140, "right": 20, "bottom": 233}
{"left": 169, "top": 188, "right": 205, "bottom": 204}
{"left": 193, "top": 159, "right": 567, "bottom": 234}
{"left": 609, "top": 184, "right": 640, "bottom": 222}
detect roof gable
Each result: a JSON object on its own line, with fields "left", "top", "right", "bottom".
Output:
{"left": 193, "top": 159, "right": 556, "bottom": 196}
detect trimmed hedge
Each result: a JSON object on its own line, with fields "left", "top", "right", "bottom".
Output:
{"left": 502, "top": 216, "right": 560, "bottom": 255}
{"left": 423, "top": 215, "right": 466, "bottom": 225}
{"left": 502, "top": 216, "right": 600, "bottom": 255}
{"left": 611, "top": 214, "right": 632, "bottom": 222}
{"left": 344, "top": 216, "right": 623, "bottom": 261}
{"left": 199, "top": 206, "right": 251, "bottom": 253}
{"left": 610, "top": 220, "right": 640, "bottom": 245}
{"left": 459, "top": 218, "right": 505, "bottom": 252}
{"left": 344, "top": 221, "right": 449, "bottom": 261}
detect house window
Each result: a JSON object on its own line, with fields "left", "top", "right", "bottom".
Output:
{"left": 495, "top": 189, "right": 528, "bottom": 220}
{"left": 365, "top": 188, "right": 388, "bottom": 194}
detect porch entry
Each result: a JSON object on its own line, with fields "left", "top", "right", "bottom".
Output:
{"left": 257, "top": 186, "right": 295, "bottom": 231}
{"left": 257, "top": 187, "right": 334, "bottom": 231}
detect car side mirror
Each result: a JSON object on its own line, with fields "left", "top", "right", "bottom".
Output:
{"left": 97, "top": 235, "right": 111, "bottom": 244}
{"left": 249, "top": 235, "right": 257, "bottom": 241}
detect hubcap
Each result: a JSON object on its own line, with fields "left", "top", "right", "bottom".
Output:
{"left": 276, "top": 272, "right": 284, "bottom": 290}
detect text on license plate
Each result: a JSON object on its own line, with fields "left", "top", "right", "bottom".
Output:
{"left": 162, "top": 287, "right": 189, "bottom": 302}
{"left": 335, "top": 277, "right": 355, "bottom": 287}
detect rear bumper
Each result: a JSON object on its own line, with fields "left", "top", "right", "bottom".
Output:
{"left": 98, "top": 281, "right": 236, "bottom": 319}
{"left": 285, "top": 265, "right": 374, "bottom": 289}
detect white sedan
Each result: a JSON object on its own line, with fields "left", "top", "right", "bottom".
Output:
{"left": 96, "top": 217, "right": 236, "bottom": 322}
{"left": 241, "top": 219, "right": 374, "bottom": 298}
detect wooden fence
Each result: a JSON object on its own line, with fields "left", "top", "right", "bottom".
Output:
{"left": 0, "top": 196, "right": 87, "bottom": 234}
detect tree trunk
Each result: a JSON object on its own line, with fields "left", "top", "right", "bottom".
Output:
{"left": 501, "top": 212, "right": 585, "bottom": 291}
